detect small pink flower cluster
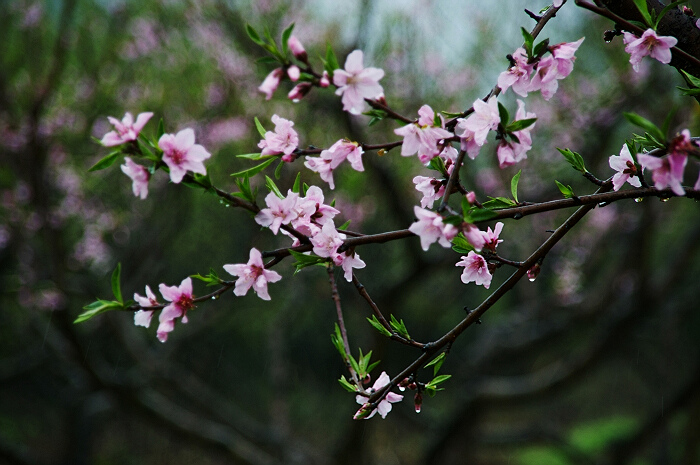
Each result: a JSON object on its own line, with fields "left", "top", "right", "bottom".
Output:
{"left": 609, "top": 131, "right": 700, "bottom": 196}
{"left": 258, "top": 36, "right": 314, "bottom": 101}
{"left": 497, "top": 38, "right": 584, "bottom": 101}
{"left": 102, "top": 112, "right": 212, "bottom": 199}
{"left": 455, "top": 223, "right": 504, "bottom": 290}
{"left": 305, "top": 139, "right": 365, "bottom": 189}
{"left": 394, "top": 105, "right": 453, "bottom": 164}
{"left": 255, "top": 185, "right": 365, "bottom": 281}
{"left": 133, "top": 278, "right": 196, "bottom": 343}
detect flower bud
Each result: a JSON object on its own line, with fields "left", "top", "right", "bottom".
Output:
{"left": 258, "top": 68, "right": 283, "bottom": 100}
{"left": 466, "top": 191, "right": 476, "bottom": 204}
{"left": 527, "top": 263, "right": 540, "bottom": 282}
{"left": 287, "top": 65, "right": 300, "bottom": 82}
{"left": 288, "top": 35, "right": 308, "bottom": 62}
{"left": 319, "top": 70, "right": 330, "bottom": 88}
{"left": 414, "top": 392, "right": 423, "bottom": 413}
{"left": 288, "top": 82, "right": 312, "bottom": 102}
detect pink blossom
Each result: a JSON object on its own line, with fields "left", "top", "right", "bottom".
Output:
{"left": 159, "top": 128, "right": 211, "bottom": 184}
{"left": 549, "top": 38, "right": 584, "bottom": 79}
{"left": 456, "top": 251, "right": 492, "bottom": 289}
{"left": 453, "top": 123, "right": 482, "bottom": 160}
{"left": 286, "top": 65, "right": 300, "bottom": 82}
{"left": 101, "top": 111, "right": 153, "bottom": 146}
{"left": 255, "top": 190, "right": 300, "bottom": 234}
{"left": 304, "top": 155, "right": 335, "bottom": 189}
{"left": 497, "top": 100, "right": 534, "bottom": 168}
{"left": 354, "top": 372, "right": 403, "bottom": 419}
{"left": 461, "top": 97, "right": 500, "bottom": 146}
{"left": 319, "top": 71, "right": 330, "bottom": 88}
{"left": 330, "top": 139, "right": 365, "bottom": 171}
{"left": 609, "top": 144, "right": 641, "bottom": 191}
{"left": 623, "top": 29, "right": 677, "bottom": 72}
{"left": 121, "top": 157, "right": 150, "bottom": 199}
{"left": 258, "top": 115, "right": 299, "bottom": 159}
{"left": 409, "top": 206, "right": 458, "bottom": 251}
{"left": 333, "top": 50, "right": 385, "bottom": 115}
{"left": 413, "top": 175, "right": 445, "bottom": 208}
{"left": 223, "top": 248, "right": 282, "bottom": 301}
{"left": 157, "top": 278, "right": 195, "bottom": 342}
{"left": 259, "top": 68, "right": 283, "bottom": 100}
{"left": 310, "top": 222, "right": 344, "bottom": 258}
{"left": 333, "top": 250, "right": 366, "bottom": 282}
{"left": 133, "top": 285, "right": 159, "bottom": 328}
{"left": 394, "top": 105, "right": 453, "bottom": 163}
{"left": 482, "top": 222, "right": 504, "bottom": 251}
{"left": 668, "top": 130, "right": 697, "bottom": 157}
{"left": 637, "top": 152, "right": 687, "bottom": 196}
{"left": 288, "top": 36, "right": 307, "bottom": 62}
{"left": 528, "top": 38, "right": 583, "bottom": 100}
{"left": 292, "top": 185, "right": 339, "bottom": 236}
{"left": 497, "top": 48, "right": 534, "bottom": 97}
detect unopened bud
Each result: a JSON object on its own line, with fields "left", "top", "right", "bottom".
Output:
{"left": 408, "top": 382, "right": 417, "bottom": 390}
{"left": 319, "top": 70, "right": 330, "bottom": 88}
{"left": 375, "top": 94, "right": 387, "bottom": 106}
{"left": 287, "top": 65, "right": 300, "bottom": 82}
{"left": 288, "top": 35, "right": 308, "bottom": 62}
{"left": 288, "top": 82, "right": 312, "bottom": 102}
{"left": 414, "top": 392, "right": 423, "bottom": 413}
{"left": 466, "top": 191, "right": 476, "bottom": 204}
{"left": 398, "top": 377, "right": 411, "bottom": 391}
{"left": 682, "top": 6, "right": 694, "bottom": 16}
{"left": 527, "top": 263, "right": 540, "bottom": 282}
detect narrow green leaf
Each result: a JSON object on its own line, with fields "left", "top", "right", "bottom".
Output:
{"left": 157, "top": 118, "right": 165, "bottom": 138}
{"left": 88, "top": 151, "right": 121, "bottom": 172}
{"left": 424, "top": 352, "right": 446, "bottom": 376}
{"left": 274, "top": 160, "right": 284, "bottom": 179}
{"left": 281, "top": 23, "right": 295, "bottom": 55}
{"left": 337, "top": 219, "right": 351, "bottom": 230}
{"left": 681, "top": 69, "right": 700, "bottom": 88}
{"left": 497, "top": 101, "right": 509, "bottom": 126}
{"left": 324, "top": 43, "right": 340, "bottom": 73}
{"left": 74, "top": 300, "right": 123, "bottom": 324}
{"left": 338, "top": 376, "right": 356, "bottom": 393}
{"left": 631, "top": 0, "right": 652, "bottom": 26}
{"left": 556, "top": 148, "right": 587, "bottom": 173}
{"left": 265, "top": 175, "right": 283, "bottom": 198}
{"left": 230, "top": 158, "right": 275, "bottom": 178}
{"left": 654, "top": 1, "right": 687, "bottom": 29}
{"left": 254, "top": 117, "right": 267, "bottom": 138}
{"left": 236, "top": 153, "right": 273, "bottom": 160}
{"left": 111, "top": 263, "right": 123, "bottom": 304}
{"left": 555, "top": 180, "right": 574, "bottom": 198}
{"left": 482, "top": 196, "right": 517, "bottom": 209}
{"left": 451, "top": 233, "right": 475, "bottom": 254}
{"left": 624, "top": 112, "right": 665, "bottom": 142}
{"left": 533, "top": 38, "right": 550, "bottom": 58}
{"left": 426, "top": 374, "right": 452, "bottom": 388}
{"left": 245, "top": 24, "right": 265, "bottom": 45}
{"left": 506, "top": 118, "right": 537, "bottom": 133}
{"left": 465, "top": 207, "right": 498, "bottom": 223}
{"left": 511, "top": 169, "right": 521, "bottom": 203}
{"left": 389, "top": 314, "right": 410, "bottom": 340}
{"left": 427, "top": 156, "right": 447, "bottom": 175}
{"left": 367, "top": 315, "right": 392, "bottom": 337}
{"left": 292, "top": 172, "right": 302, "bottom": 193}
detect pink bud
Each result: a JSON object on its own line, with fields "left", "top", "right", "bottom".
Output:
{"left": 414, "top": 392, "right": 423, "bottom": 413}
{"left": 466, "top": 191, "right": 476, "bottom": 204}
{"left": 259, "top": 68, "right": 283, "bottom": 100}
{"left": 287, "top": 65, "right": 300, "bottom": 82}
{"left": 288, "top": 35, "right": 307, "bottom": 62}
{"left": 319, "top": 70, "right": 330, "bottom": 88}
{"left": 288, "top": 82, "right": 312, "bottom": 102}
{"left": 527, "top": 263, "right": 540, "bottom": 282}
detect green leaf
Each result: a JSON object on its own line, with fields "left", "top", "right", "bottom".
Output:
{"left": 677, "top": 87, "right": 700, "bottom": 96}
{"left": 511, "top": 169, "right": 521, "bottom": 203}
{"left": 88, "top": 151, "right": 121, "bottom": 172}
{"left": 521, "top": 27, "right": 535, "bottom": 56}
{"left": 556, "top": 147, "right": 587, "bottom": 173}
{"left": 555, "top": 180, "right": 575, "bottom": 198}
{"left": 288, "top": 249, "right": 326, "bottom": 273}
{"left": 74, "top": 299, "right": 123, "bottom": 324}
{"left": 465, "top": 207, "right": 499, "bottom": 223}
{"left": 281, "top": 23, "right": 295, "bottom": 55}
{"left": 234, "top": 176, "right": 254, "bottom": 202}
{"left": 427, "top": 156, "right": 447, "bottom": 175}
{"left": 623, "top": 112, "right": 665, "bottom": 142}
{"left": 681, "top": 69, "right": 700, "bottom": 88}
{"left": 654, "top": 1, "right": 687, "bottom": 29}
{"left": 111, "top": 263, "right": 123, "bottom": 304}
{"left": 338, "top": 375, "right": 357, "bottom": 393}
{"left": 324, "top": 43, "right": 339, "bottom": 74}
{"left": 506, "top": 117, "right": 537, "bottom": 133}
{"left": 497, "top": 101, "right": 509, "bottom": 126}
{"left": 337, "top": 219, "right": 351, "bottom": 230}
{"left": 230, "top": 158, "right": 275, "bottom": 178}
{"left": 236, "top": 153, "right": 274, "bottom": 160}
{"left": 367, "top": 315, "right": 392, "bottom": 337}
{"left": 461, "top": 195, "right": 471, "bottom": 219}
{"left": 426, "top": 374, "right": 452, "bottom": 388}
{"left": 441, "top": 110, "right": 464, "bottom": 118}
{"left": 482, "top": 196, "right": 517, "bottom": 209}
{"left": 331, "top": 323, "right": 347, "bottom": 361}
{"left": 191, "top": 268, "right": 221, "bottom": 286}
{"left": 157, "top": 118, "right": 165, "bottom": 138}
{"left": 292, "top": 172, "right": 302, "bottom": 193}
{"left": 265, "top": 175, "right": 283, "bottom": 198}
{"left": 424, "top": 352, "right": 446, "bottom": 376}
{"left": 451, "top": 233, "right": 475, "bottom": 254}
{"left": 389, "top": 314, "right": 411, "bottom": 340}
{"left": 254, "top": 117, "right": 267, "bottom": 138}
{"left": 631, "top": 0, "right": 652, "bottom": 26}
{"left": 533, "top": 38, "right": 550, "bottom": 58}
{"left": 245, "top": 24, "right": 265, "bottom": 46}
{"left": 274, "top": 160, "right": 284, "bottom": 179}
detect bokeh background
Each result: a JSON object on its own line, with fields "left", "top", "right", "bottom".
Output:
{"left": 2, "top": 1, "right": 700, "bottom": 464}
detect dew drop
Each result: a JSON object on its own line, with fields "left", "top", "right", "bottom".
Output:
{"left": 660, "top": 197, "right": 670, "bottom": 203}
{"left": 634, "top": 197, "right": 643, "bottom": 203}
